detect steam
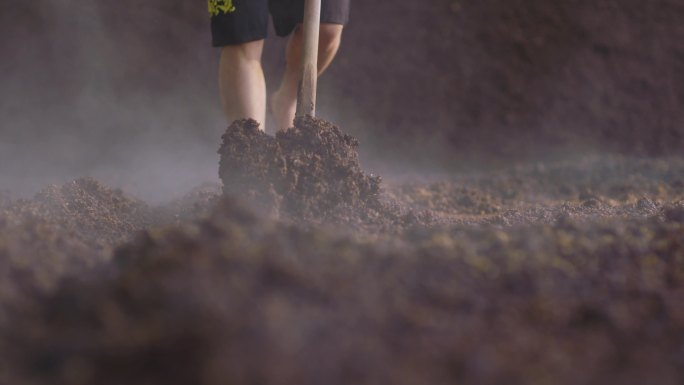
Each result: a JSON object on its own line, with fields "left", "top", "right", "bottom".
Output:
{"left": 0, "top": 1, "right": 449, "bottom": 204}
{"left": 0, "top": 1, "right": 224, "bottom": 203}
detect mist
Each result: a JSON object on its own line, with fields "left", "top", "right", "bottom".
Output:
{"left": 2, "top": 0, "right": 683, "bottom": 202}
{"left": 0, "top": 0, "right": 394, "bottom": 203}
{"left": 0, "top": 1, "right": 226, "bottom": 203}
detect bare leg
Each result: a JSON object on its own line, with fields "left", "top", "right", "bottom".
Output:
{"left": 219, "top": 40, "right": 267, "bottom": 128}
{"left": 271, "top": 23, "right": 344, "bottom": 131}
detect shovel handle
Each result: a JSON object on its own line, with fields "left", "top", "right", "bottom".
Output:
{"left": 295, "top": 0, "right": 321, "bottom": 117}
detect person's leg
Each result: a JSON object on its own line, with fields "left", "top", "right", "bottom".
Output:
{"left": 218, "top": 39, "right": 267, "bottom": 127}
{"left": 271, "top": 23, "right": 344, "bottom": 131}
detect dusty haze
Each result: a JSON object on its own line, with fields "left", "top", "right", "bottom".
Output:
{"left": 1, "top": 3, "right": 684, "bottom": 384}
{"left": 1, "top": 0, "right": 683, "bottom": 202}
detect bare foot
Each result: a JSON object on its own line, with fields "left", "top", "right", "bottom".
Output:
{"left": 270, "top": 88, "right": 297, "bottom": 131}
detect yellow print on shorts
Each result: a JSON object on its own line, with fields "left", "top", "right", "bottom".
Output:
{"left": 209, "top": 0, "right": 236, "bottom": 16}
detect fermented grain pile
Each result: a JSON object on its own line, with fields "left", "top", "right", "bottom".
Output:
{"left": 0, "top": 178, "right": 154, "bottom": 320}
{"left": 5, "top": 197, "right": 684, "bottom": 385}
{"left": 218, "top": 116, "right": 425, "bottom": 230}
{"left": 4, "top": 178, "right": 153, "bottom": 252}
{"left": 1, "top": 134, "right": 684, "bottom": 385}
{"left": 387, "top": 156, "right": 684, "bottom": 226}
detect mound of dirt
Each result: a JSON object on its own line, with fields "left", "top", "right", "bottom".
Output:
{"left": 218, "top": 116, "right": 424, "bottom": 230}
{"left": 0, "top": 178, "right": 157, "bottom": 328}
{"left": 5, "top": 194, "right": 684, "bottom": 385}
{"left": 0, "top": 178, "right": 242, "bottom": 333}
{"left": 217, "top": 119, "right": 282, "bottom": 214}
{"left": 274, "top": 116, "right": 383, "bottom": 220}
{"left": 4, "top": 178, "right": 154, "bottom": 252}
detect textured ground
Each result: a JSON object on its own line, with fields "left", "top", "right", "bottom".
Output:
{"left": 1, "top": 119, "right": 683, "bottom": 385}
{"left": 2, "top": 1, "right": 683, "bottom": 383}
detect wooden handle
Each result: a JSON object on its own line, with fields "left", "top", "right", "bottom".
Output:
{"left": 295, "top": 0, "right": 321, "bottom": 117}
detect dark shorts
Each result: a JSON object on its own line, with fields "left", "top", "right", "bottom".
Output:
{"left": 209, "top": 0, "right": 350, "bottom": 47}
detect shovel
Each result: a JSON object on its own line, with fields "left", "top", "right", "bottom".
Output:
{"left": 295, "top": 0, "right": 322, "bottom": 117}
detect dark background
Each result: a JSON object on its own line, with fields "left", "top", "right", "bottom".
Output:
{"left": 1, "top": 0, "right": 682, "bottom": 200}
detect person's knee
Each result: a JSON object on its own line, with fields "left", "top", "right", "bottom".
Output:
{"left": 319, "top": 23, "right": 343, "bottom": 54}
{"left": 220, "top": 40, "right": 264, "bottom": 62}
